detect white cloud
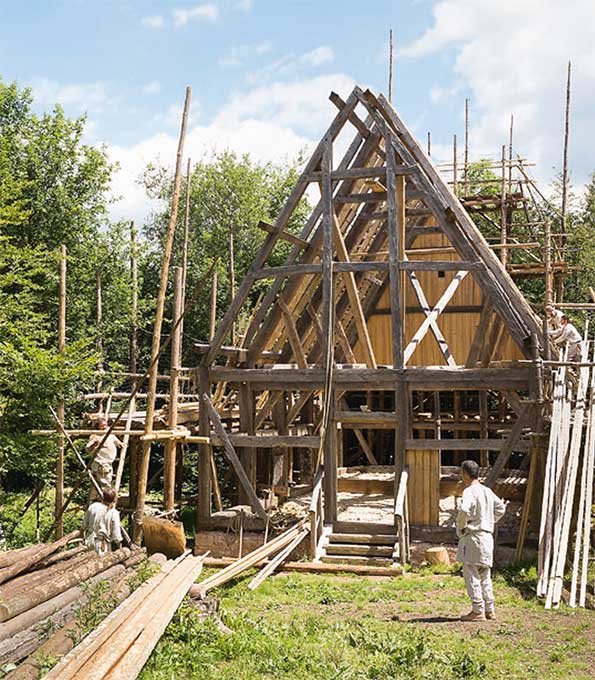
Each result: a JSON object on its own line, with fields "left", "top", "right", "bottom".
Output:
{"left": 143, "top": 80, "right": 162, "bottom": 95}
{"left": 401, "top": 0, "right": 595, "bottom": 187}
{"left": 301, "top": 46, "right": 334, "bottom": 67}
{"left": 106, "top": 75, "right": 357, "bottom": 223}
{"left": 30, "top": 78, "right": 117, "bottom": 115}
{"left": 172, "top": 3, "right": 218, "bottom": 27}
{"left": 142, "top": 15, "right": 164, "bottom": 29}
{"left": 235, "top": 0, "right": 253, "bottom": 11}
{"left": 219, "top": 41, "right": 272, "bottom": 68}
{"left": 217, "top": 74, "right": 356, "bottom": 136}
{"left": 248, "top": 46, "right": 337, "bottom": 84}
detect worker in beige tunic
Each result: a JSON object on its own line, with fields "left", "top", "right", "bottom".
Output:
{"left": 87, "top": 418, "right": 123, "bottom": 500}
{"left": 545, "top": 304, "right": 563, "bottom": 331}
{"left": 82, "top": 488, "right": 123, "bottom": 556}
{"left": 549, "top": 315, "right": 583, "bottom": 362}
{"left": 456, "top": 460, "right": 506, "bottom": 621}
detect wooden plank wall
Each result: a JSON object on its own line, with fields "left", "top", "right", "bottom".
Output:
{"left": 358, "top": 230, "right": 523, "bottom": 365}
{"left": 406, "top": 450, "right": 440, "bottom": 525}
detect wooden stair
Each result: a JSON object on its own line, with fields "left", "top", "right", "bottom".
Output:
{"left": 317, "top": 525, "right": 403, "bottom": 569}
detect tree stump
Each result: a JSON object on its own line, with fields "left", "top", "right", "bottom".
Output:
{"left": 425, "top": 546, "right": 450, "bottom": 566}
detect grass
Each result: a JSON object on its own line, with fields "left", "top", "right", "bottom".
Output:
{"left": 138, "top": 567, "right": 595, "bottom": 680}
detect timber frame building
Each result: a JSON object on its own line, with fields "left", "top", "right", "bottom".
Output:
{"left": 193, "top": 86, "right": 547, "bottom": 561}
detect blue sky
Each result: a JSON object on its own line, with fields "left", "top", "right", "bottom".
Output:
{"left": 1, "top": 1, "right": 592, "bottom": 221}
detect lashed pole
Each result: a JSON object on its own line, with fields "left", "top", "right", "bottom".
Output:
{"left": 133, "top": 86, "right": 192, "bottom": 541}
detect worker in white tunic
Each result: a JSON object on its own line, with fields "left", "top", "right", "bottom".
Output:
{"left": 87, "top": 417, "right": 123, "bottom": 500}
{"left": 82, "top": 488, "right": 123, "bottom": 556}
{"left": 456, "top": 460, "right": 506, "bottom": 621}
{"left": 549, "top": 315, "right": 583, "bottom": 362}
{"left": 545, "top": 304, "right": 563, "bottom": 331}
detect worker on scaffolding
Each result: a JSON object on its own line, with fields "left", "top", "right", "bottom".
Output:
{"left": 456, "top": 460, "right": 506, "bottom": 622}
{"left": 87, "top": 417, "right": 123, "bottom": 500}
{"left": 545, "top": 304, "right": 564, "bottom": 331}
{"left": 82, "top": 487, "right": 123, "bottom": 556}
{"left": 548, "top": 314, "right": 583, "bottom": 362}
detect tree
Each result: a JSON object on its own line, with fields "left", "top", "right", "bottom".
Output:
{"left": 142, "top": 150, "right": 311, "bottom": 359}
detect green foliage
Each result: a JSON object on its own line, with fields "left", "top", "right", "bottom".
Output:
{"left": 142, "top": 150, "right": 310, "bottom": 357}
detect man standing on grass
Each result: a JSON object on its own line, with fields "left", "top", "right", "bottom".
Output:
{"left": 456, "top": 460, "right": 506, "bottom": 621}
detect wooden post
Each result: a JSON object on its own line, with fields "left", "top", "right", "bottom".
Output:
{"left": 229, "top": 229, "right": 235, "bottom": 345}
{"left": 197, "top": 366, "right": 211, "bottom": 526}
{"left": 238, "top": 383, "right": 256, "bottom": 506}
{"left": 209, "top": 270, "right": 218, "bottom": 340}
{"left": 321, "top": 133, "right": 337, "bottom": 522}
{"left": 95, "top": 269, "right": 103, "bottom": 393}
{"left": 164, "top": 267, "right": 183, "bottom": 512}
{"left": 129, "top": 222, "right": 138, "bottom": 380}
{"left": 464, "top": 98, "right": 469, "bottom": 194}
{"left": 128, "top": 222, "right": 138, "bottom": 501}
{"left": 453, "top": 134, "right": 458, "bottom": 195}
{"left": 55, "top": 245, "right": 67, "bottom": 539}
{"left": 508, "top": 114, "right": 514, "bottom": 194}
{"left": 134, "top": 86, "right": 191, "bottom": 542}
{"left": 385, "top": 128, "right": 407, "bottom": 473}
{"left": 388, "top": 28, "right": 394, "bottom": 103}
{"left": 557, "top": 61, "right": 571, "bottom": 303}
{"left": 500, "top": 144, "right": 508, "bottom": 267}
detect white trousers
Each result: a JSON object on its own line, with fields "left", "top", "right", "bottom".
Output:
{"left": 463, "top": 564, "right": 495, "bottom": 613}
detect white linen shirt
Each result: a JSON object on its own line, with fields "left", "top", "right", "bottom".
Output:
{"left": 87, "top": 433, "right": 122, "bottom": 465}
{"left": 456, "top": 483, "right": 506, "bottom": 567}
{"left": 83, "top": 501, "right": 123, "bottom": 554}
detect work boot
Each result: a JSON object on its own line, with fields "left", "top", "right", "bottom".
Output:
{"left": 460, "top": 610, "right": 486, "bottom": 622}
{"left": 485, "top": 609, "right": 496, "bottom": 620}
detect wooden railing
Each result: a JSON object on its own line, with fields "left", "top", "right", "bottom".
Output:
{"left": 394, "top": 466, "right": 410, "bottom": 565}
{"left": 309, "top": 465, "right": 325, "bottom": 559}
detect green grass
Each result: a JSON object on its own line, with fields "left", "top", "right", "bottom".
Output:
{"left": 139, "top": 568, "right": 595, "bottom": 680}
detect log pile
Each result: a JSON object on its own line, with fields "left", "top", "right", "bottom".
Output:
{"left": 0, "top": 531, "right": 151, "bottom": 676}
{"left": 41, "top": 551, "right": 205, "bottom": 680}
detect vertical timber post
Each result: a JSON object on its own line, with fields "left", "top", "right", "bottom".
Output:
{"left": 164, "top": 266, "right": 183, "bottom": 511}
{"left": 55, "top": 245, "right": 67, "bottom": 539}
{"left": 385, "top": 127, "right": 407, "bottom": 476}
{"left": 321, "top": 133, "right": 337, "bottom": 523}
{"left": 134, "top": 86, "right": 191, "bottom": 542}
{"left": 197, "top": 365, "right": 212, "bottom": 526}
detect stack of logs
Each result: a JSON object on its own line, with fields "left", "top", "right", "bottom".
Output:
{"left": 0, "top": 530, "right": 149, "bottom": 678}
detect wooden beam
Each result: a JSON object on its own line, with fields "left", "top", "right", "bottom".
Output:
{"left": 465, "top": 301, "right": 493, "bottom": 368}
{"left": 335, "top": 317, "right": 356, "bottom": 363}
{"left": 407, "top": 269, "right": 456, "bottom": 366}
{"left": 209, "top": 366, "right": 532, "bottom": 391}
{"left": 277, "top": 297, "right": 308, "bottom": 369}
{"left": 211, "top": 435, "right": 320, "bottom": 448}
{"left": 207, "top": 89, "right": 361, "bottom": 366}
{"left": 203, "top": 395, "right": 267, "bottom": 520}
{"left": 332, "top": 213, "right": 376, "bottom": 368}
{"left": 404, "top": 271, "right": 469, "bottom": 365}
{"left": 257, "top": 220, "right": 308, "bottom": 249}
{"left": 353, "top": 429, "right": 378, "bottom": 465}
{"left": 406, "top": 438, "right": 530, "bottom": 452}
{"left": 164, "top": 267, "right": 183, "bottom": 512}
{"left": 400, "top": 261, "right": 481, "bottom": 272}
{"left": 485, "top": 405, "right": 533, "bottom": 487}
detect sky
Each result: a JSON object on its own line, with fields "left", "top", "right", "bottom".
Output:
{"left": 0, "top": 0, "right": 593, "bottom": 223}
